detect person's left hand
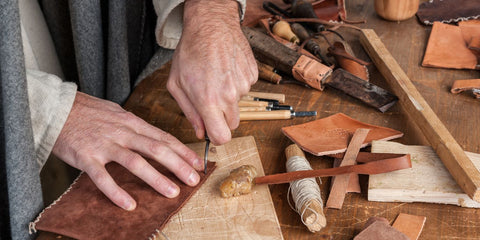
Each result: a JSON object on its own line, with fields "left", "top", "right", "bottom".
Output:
{"left": 166, "top": 0, "right": 258, "bottom": 145}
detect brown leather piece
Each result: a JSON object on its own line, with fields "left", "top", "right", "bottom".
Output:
{"left": 362, "top": 217, "right": 389, "bottom": 231}
{"left": 292, "top": 55, "right": 331, "bottom": 90}
{"left": 327, "top": 41, "right": 369, "bottom": 81}
{"left": 254, "top": 153, "right": 411, "bottom": 185}
{"left": 281, "top": 113, "right": 403, "bottom": 156}
{"left": 451, "top": 79, "right": 480, "bottom": 98}
{"left": 392, "top": 213, "right": 426, "bottom": 240}
{"left": 422, "top": 21, "right": 479, "bottom": 70}
{"left": 31, "top": 161, "right": 216, "bottom": 240}
{"left": 416, "top": 0, "right": 480, "bottom": 25}
{"left": 354, "top": 219, "right": 409, "bottom": 240}
{"left": 242, "top": 0, "right": 346, "bottom": 27}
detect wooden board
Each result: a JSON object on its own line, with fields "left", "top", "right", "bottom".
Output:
{"left": 369, "top": 140, "right": 480, "bottom": 208}
{"left": 157, "top": 136, "right": 283, "bottom": 239}
{"left": 360, "top": 29, "right": 480, "bottom": 202}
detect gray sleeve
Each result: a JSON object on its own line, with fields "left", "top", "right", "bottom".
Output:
{"left": 26, "top": 69, "right": 77, "bottom": 169}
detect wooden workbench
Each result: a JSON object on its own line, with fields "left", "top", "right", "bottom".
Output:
{"left": 39, "top": 0, "right": 479, "bottom": 239}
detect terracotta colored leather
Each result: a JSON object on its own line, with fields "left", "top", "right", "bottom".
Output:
{"left": 392, "top": 213, "right": 426, "bottom": 240}
{"left": 362, "top": 217, "right": 390, "bottom": 230}
{"left": 326, "top": 128, "right": 369, "bottom": 209}
{"left": 281, "top": 113, "right": 403, "bottom": 156}
{"left": 450, "top": 79, "right": 480, "bottom": 98}
{"left": 333, "top": 158, "right": 360, "bottom": 193}
{"left": 292, "top": 55, "right": 331, "bottom": 90}
{"left": 31, "top": 161, "right": 216, "bottom": 240}
{"left": 327, "top": 41, "right": 369, "bottom": 81}
{"left": 416, "top": 0, "right": 480, "bottom": 25}
{"left": 354, "top": 219, "right": 409, "bottom": 240}
{"left": 254, "top": 153, "right": 411, "bottom": 185}
{"left": 422, "top": 21, "right": 479, "bottom": 70}
{"left": 242, "top": 0, "right": 346, "bottom": 27}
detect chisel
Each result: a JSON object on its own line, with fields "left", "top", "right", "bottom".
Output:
{"left": 240, "top": 110, "right": 316, "bottom": 120}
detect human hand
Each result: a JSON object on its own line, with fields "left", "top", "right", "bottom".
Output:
{"left": 52, "top": 92, "right": 203, "bottom": 210}
{"left": 167, "top": 0, "right": 258, "bottom": 145}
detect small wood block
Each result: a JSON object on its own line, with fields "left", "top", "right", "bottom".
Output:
{"left": 326, "top": 128, "right": 370, "bottom": 209}
{"left": 354, "top": 221, "right": 409, "bottom": 240}
{"left": 369, "top": 140, "right": 480, "bottom": 208}
{"left": 392, "top": 213, "right": 426, "bottom": 240}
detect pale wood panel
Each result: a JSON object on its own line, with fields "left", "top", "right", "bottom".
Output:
{"left": 158, "top": 136, "right": 283, "bottom": 240}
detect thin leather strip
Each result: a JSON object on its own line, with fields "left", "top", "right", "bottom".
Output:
{"left": 326, "top": 128, "right": 370, "bottom": 209}
{"left": 292, "top": 55, "right": 331, "bottom": 90}
{"left": 254, "top": 153, "right": 411, "bottom": 185}
{"left": 416, "top": 0, "right": 480, "bottom": 25}
{"left": 451, "top": 79, "right": 480, "bottom": 98}
{"left": 32, "top": 161, "right": 216, "bottom": 240}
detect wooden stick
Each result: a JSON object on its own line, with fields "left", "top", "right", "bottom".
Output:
{"left": 285, "top": 144, "right": 326, "bottom": 232}
{"left": 360, "top": 29, "right": 480, "bottom": 202}
{"left": 326, "top": 128, "right": 370, "bottom": 209}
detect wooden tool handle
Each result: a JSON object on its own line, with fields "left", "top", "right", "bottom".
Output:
{"left": 247, "top": 91, "right": 286, "bottom": 103}
{"left": 257, "top": 61, "right": 282, "bottom": 84}
{"left": 272, "top": 20, "right": 299, "bottom": 44}
{"left": 240, "top": 110, "right": 291, "bottom": 121}
{"left": 239, "top": 106, "right": 268, "bottom": 112}
{"left": 360, "top": 29, "right": 480, "bottom": 202}
{"left": 238, "top": 100, "right": 269, "bottom": 107}
{"left": 285, "top": 144, "right": 306, "bottom": 159}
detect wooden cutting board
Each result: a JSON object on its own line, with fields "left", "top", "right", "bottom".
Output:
{"left": 369, "top": 140, "right": 480, "bottom": 208}
{"left": 157, "top": 136, "right": 284, "bottom": 239}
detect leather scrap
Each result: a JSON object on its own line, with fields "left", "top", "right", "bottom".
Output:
{"left": 416, "top": 0, "right": 480, "bottom": 25}
{"left": 326, "top": 128, "right": 370, "bottom": 209}
{"left": 254, "top": 153, "right": 411, "bottom": 185}
{"left": 281, "top": 113, "right": 404, "bottom": 156}
{"left": 30, "top": 161, "right": 216, "bottom": 240}
{"left": 354, "top": 219, "right": 409, "bottom": 240}
{"left": 392, "top": 213, "right": 426, "bottom": 240}
{"left": 451, "top": 79, "right": 480, "bottom": 98}
{"left": 422, "top": 21, "right": 480, "bottom": 70}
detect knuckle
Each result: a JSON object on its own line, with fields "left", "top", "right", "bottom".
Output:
{"left": 122, "top": 153, "right": 145, "bottom": 172}
{"left": 149, "top": 142, "right": 168, "bottom": 157}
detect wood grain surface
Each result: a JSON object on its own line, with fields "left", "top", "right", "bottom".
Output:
{"left": 121, "top": 1, "right": 480, "bottom": 239}
{"left": 39, "top": 0, "right": 480, "bottom": 239}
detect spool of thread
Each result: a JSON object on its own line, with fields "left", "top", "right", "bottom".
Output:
{"left": 285, "top": 144, "right": 326, "bottom": 232}
{"left": 272, "top": 20, "right": 299, "bottom": 44}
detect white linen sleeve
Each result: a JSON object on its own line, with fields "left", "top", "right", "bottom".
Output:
{"left": 26, "top": 69, "right": 77, "bottom": 168}
{"left": 152, "top": 0, "right": 246, "bottom": 49}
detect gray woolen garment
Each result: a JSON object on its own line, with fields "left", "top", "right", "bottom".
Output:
{"left": 1, "top": 0, "right": 174, "bottom": 239}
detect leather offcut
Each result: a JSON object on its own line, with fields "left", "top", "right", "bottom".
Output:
{"left": 281, "top": 113, "right": 404, "bottom": 156}
{"left": 30, "top": 161, "right": 216, "bottom": 240}
{"left": 451, "top": 79, "right": 480, "bottom": 98}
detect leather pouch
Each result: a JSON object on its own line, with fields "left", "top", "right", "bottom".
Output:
{"left": 416, "top": 0, "right": 480, "bottom": 25}
{"left": 422, "top": 21, "right": 480, "bottom": 70}
{"left": 281, "top": 113, "right": 403, "bottom": 156}
{"left": 30, "top": 161, "right": 216, "bottom": 240}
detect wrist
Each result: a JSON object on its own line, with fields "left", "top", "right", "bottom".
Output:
{"left": 184, "top": 0, "right": 241, "bottom": 26}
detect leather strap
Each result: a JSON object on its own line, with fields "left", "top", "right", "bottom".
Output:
{"left": 450, "top": 79, "right": 480, "bottom": 98}
{"left": 254, "top": 153, "right": 411, "bottom": 185}
{"left": 327, "top": 41, "right": 370, "bottom": 81}
{"left": 291, "top": 55, "right": 331, "bottom": 90}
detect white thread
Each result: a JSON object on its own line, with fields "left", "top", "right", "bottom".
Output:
{"left": 29, "top": 172, "right": 84, "bottom": 234}
{"left": 286, "top": 155, "right": 324, "bottom": 228}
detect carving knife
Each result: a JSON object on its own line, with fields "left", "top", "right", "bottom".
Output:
{"left": 204, "top": 133, "right": 209, "bottom": 174}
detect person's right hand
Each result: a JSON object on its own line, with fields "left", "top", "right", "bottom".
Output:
{"left": 52, "top": 92, "right": 203, "bottom": 210}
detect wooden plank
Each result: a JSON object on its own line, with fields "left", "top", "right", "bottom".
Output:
{"left": 360, "top": 29, "right": 480, "bottom": 202}
{"left": 157, "top": 136, "right": 283, "bottom": 240}
{"left": 369, "top": 140, "right": 480, "bottom": 208}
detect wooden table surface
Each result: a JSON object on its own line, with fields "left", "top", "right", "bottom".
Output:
{"left": 39, "top": 0, "right": 479, "bottom": 239}
{"left": 123, "top": 1, "right": 480, "bottom": 239}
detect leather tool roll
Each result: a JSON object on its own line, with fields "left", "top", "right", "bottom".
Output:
{"left": 255, "top": 153, "right": 411, "bottom": 185}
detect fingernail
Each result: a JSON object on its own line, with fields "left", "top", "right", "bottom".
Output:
{"left": 188, "top": 171, "right": 200, "bottom": 186}
{"left": 124, "top": 200, "right": 136, "bottom": 211}
{"left": 193, "top": 158, "right": 203, "bottom": 170}
{"left": 166, "top": 185, "right": 179, "bottom": 198}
